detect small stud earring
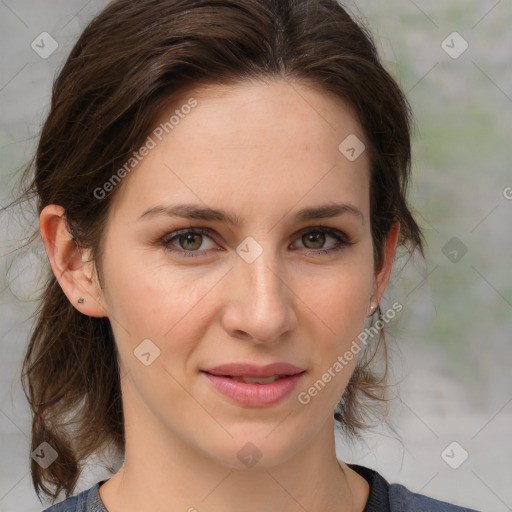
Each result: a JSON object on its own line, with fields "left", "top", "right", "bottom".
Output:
{"left": 77, "top": 297, "right": 85, "bottom": 304}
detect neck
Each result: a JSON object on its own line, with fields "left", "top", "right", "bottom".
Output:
{"left": 98, "top": 386, "right": 369, "bottom": 512}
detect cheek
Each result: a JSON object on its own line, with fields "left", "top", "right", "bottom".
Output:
{"left": 296, "top": 250, "right": 374, "bottom": 393}
{"left": 101, "top": 251, "right": 225, "bottom": 355}
{"left": 298, "top": 257, "right": 374, "bottom": 335}
{"left": 304, "top": 276, "right": 368, "bottom": 328}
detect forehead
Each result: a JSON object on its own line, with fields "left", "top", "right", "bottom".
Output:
{"left": 166, "top": 78, "right": 365, "bottom": 148}
{"left": 109, "top": 79, "right": 371, "bottom": 225}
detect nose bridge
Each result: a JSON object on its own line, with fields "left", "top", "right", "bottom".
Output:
{"left": 240, "top": 239, "right": 286, "bottom": 307}
{"left": 226, "top": 236, "right": 296, "bottom": 341}
{"left": 249, "top": 250, "right": 284, "bottom": 301}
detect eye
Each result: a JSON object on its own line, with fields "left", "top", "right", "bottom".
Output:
{"left": 292, "top": 227, "right": 354, "bottom": 256}
{"left": 160, "top": 226, "right": 354, "bottom": 258}
{"left": 161, "top": 227, "right": 217, "bottom": 258}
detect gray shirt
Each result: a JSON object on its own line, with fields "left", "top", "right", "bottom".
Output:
{"left": 40, "top": 465, "right": 482, "bottom": 512}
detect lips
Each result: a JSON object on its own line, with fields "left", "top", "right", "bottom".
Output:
{"left": 201, "top": 362, "right": 306, "bottom": 407}
{"left": 229, "top": 375, "right": 283, "bottom": 384}
{"left": 203, "top": 362, "right": 305, "bottom": 378}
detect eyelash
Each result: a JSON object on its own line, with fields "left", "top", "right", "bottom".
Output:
{"left": 160, "top": 226, "right": 354, "bottom": 258}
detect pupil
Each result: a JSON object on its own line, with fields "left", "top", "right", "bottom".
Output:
{"left": 181, "top": 233, "right": 201, "bottom": 250}
{"left": 305, "top": 232, "right": 324, "bottom": 249}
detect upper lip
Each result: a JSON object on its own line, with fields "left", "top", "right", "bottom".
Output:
{"left": 202, "top": 362, "right": 305, "bottom": 378}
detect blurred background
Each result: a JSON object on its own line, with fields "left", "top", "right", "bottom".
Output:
{"left": 0, "top": 1, "right": 510, "bottom": 511}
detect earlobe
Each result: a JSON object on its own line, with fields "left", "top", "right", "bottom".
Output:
{"left": 39, "top": 204, "right": 108, "bottom": 318}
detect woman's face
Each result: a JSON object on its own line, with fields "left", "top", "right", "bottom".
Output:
{"left": 88, "top": 80, "right": 396, "bottom": 468}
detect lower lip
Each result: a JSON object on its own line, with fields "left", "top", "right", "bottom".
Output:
{"left": 202, "top": 372, "right": 305, "bottom": 407}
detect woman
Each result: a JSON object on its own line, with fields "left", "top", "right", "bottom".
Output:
{"left": 16, "top": 0, "right": 480, "bottom": 510}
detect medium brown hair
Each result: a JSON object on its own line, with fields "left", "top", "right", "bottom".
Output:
{"left": 10, "top": 0, "right": 424, "bottom": 502}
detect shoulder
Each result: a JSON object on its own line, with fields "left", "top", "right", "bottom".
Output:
{"left": 41, "top": 495, "right": 79, "bottom": 512}
{"left": 389, "top": 482, "right": 481, "bottom": 512}
{"left": 40, "top": 480, "right": 106, "bottom": 512}
{"left": 348, "top": 463, "right": 481, "bottom": 512}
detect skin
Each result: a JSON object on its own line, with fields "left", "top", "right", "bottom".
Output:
{"left": 40, "top": 79, "right": 399, "bottom": 512}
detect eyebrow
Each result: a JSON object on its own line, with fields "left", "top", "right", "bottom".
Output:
{"left": 137, "top": 201, "right": 364, "bottom": 225}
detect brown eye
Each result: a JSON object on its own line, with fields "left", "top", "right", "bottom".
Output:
{"left": 178, "top": 232, "right": 203, "bottom": 251}
{"left": 294, "top": 227, "right": 354, "bottom": 256}
{"left": 161, "top": 228, "right": 217, "bottom": 258}
{"left": 302, "top": 231, "right": 326, "bottom": 249}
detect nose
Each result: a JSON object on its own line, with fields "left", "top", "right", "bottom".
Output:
{"left": 220, "top": 246, "right": 298, "bottom": 344}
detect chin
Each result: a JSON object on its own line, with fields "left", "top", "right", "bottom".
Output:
{"left": 201, "top": 425, "right": 309, "bottom": 471}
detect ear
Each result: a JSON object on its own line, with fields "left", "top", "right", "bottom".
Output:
{"left": 371, "top": 221, "right": 400, "bottom": 307}
{"left": 39, "top": 204, "right": 107, "bottom": 317}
